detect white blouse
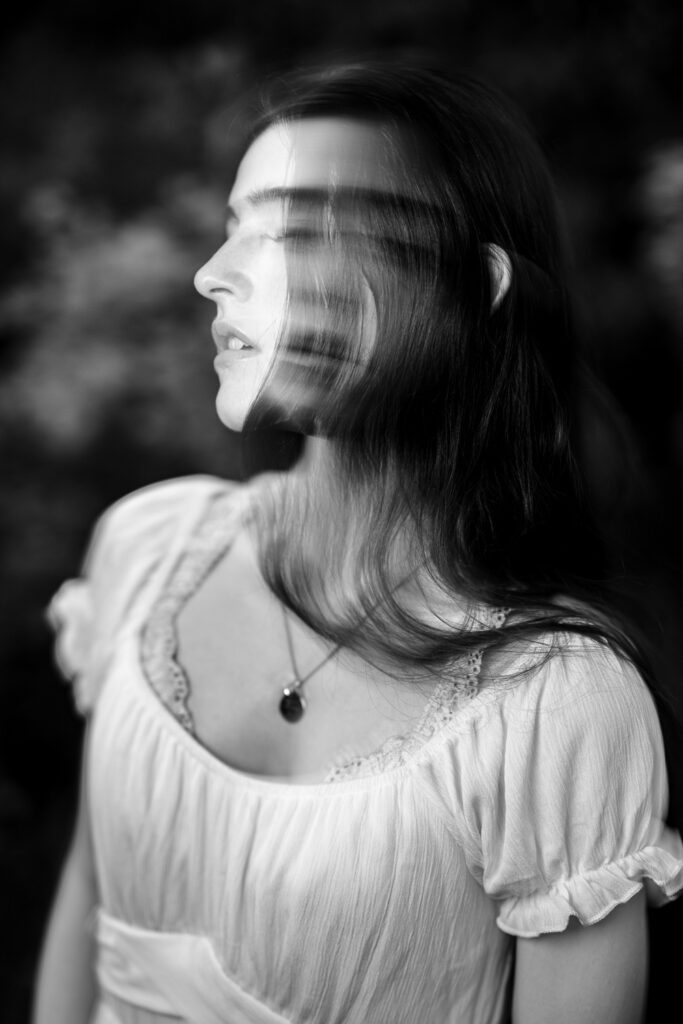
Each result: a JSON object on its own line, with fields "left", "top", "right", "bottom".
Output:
{"left": 48, "top": 476, "right": 683, "bottom": 1024}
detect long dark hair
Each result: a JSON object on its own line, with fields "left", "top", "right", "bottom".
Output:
{"left": 241, "top": 60, "right": 682, "bottom": 818}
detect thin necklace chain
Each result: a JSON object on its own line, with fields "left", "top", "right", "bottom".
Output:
{"left": 277, "top": 569, "right": 417, "bottom": 722}
{"left": 280, "top": 605, "right": 342, "bottom": 690}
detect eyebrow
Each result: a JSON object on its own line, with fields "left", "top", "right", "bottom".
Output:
{"left": 226, "top": 186, "right": 439, "bottom": 222}
{"left": 226, "top": 187, "right": 328, "bottom": 222}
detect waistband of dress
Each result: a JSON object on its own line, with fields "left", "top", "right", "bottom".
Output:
{"left": 95, "top": 907, "right": 290, "bottom": 1024}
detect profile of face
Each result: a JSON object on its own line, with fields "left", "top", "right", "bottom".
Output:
{"left": 194, "top": 117, "right": 399, "bottom": 433}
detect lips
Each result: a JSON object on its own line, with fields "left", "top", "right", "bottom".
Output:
{"left": 211, "top": 320, "right": 256, "bottom": 353}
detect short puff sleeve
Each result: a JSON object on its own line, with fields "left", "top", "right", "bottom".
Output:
{"left": 46, "top": 476, "right": 222, "bottom": 715}
{"left": 447, "top": 636, "right": 683, "bottom": 937}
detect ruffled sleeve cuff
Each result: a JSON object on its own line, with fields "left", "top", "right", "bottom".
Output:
{"left": 496, "top": 831, "right": 683, "bottom": 938}
{"left": 46, "top": 578, "right": 98, "bottom": 715}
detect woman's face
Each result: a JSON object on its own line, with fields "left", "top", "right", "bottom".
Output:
{"left": 194, "top": 117, "right": 399, "bottom": 431}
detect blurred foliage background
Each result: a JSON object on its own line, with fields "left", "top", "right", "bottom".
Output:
{"left": 1, "top": 1, "right": 683, "bottom": 1021}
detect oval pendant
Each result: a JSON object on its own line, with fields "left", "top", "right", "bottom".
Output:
{"left": 279, "top": 685, "right": 306, "bottom": 723}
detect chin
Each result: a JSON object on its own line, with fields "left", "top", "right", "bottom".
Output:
{"left": 214, "top": 392, "right": 249, "bottom": 433}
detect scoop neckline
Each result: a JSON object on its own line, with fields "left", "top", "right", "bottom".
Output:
{"left": 123, "top": 474, "right": 506, "bottom": 798}
{"left": 127, "top": 623, "right": 508, "bottom": 798}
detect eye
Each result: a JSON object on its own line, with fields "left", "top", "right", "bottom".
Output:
{"left": 266, "top": 228, "right": 322, "bottom": 243}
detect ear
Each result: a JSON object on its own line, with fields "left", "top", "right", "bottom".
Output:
{"left": 485, "top": 244, "right": 513, "bottom": 312}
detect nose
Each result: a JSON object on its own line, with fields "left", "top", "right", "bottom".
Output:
{"left": 193, "top": 243, "right": 253, "bottom": 303}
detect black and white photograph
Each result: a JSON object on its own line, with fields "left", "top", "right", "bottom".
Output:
{"left": 2, "top": 2, "right": 683, "bottom": 1022}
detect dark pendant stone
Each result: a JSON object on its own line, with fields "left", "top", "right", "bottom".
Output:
{"left": 280, "top": 686, "right": 306, "bottom": 723}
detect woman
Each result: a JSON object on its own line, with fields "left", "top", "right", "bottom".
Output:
{"left": 34, "top": 62, "right": 683, "bottom": 1024}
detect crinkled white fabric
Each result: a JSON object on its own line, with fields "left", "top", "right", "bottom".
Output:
{"left": 48, "top": 476, "right": 683, "bottom": 1024}
{"left": 95, "top": 908, "right": 290, "bottom": 1023}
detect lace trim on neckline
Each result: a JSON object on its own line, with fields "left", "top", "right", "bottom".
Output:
{"left": 140, "top": 489, "right": 241, "bottom": 734}
{"left": 139, "top": 488, "right": 510, "bottom": 784}
{"left": 323, "top": 607, "right": 509, "bottom": 782}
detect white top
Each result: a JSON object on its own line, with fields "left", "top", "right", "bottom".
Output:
{"left": 48, "top": 476, "right": 683, "bottom": 1024}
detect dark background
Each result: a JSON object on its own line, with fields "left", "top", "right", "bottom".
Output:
{"left": 2, "top": 2, "right": 683, "bottom": 1021}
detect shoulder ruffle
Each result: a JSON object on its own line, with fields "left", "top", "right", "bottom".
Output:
{"left": 497, "top": 835, "right": 683, "bottom": 937}
{"left": 47, "top": 578, "right": 98, "bottom": 714}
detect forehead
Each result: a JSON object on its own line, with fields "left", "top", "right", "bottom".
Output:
{"left": 230, "top": 117, "right": 408, "bottom": 205}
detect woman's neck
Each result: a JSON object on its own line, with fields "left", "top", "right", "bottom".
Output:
{"left": 289, "top": 436, "right": 472, "bottom": 626}
{"left": 292, "top": 434, "right": 336, "bottom": 478}
{"left": 252, "top": 436, "right": 476, "bottom": 674}
{"left": 276, "top": 438, "right": 423, "bottom": 607}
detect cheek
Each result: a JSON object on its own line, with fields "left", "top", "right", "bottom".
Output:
{"left": 244, "top": 248, "right": 289, "bottom": 346}
{"left": 255, "top": 245, "right": 288, "bottom": 303}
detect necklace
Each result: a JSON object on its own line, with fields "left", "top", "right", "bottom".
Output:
{"left": 276, "top": 564, "right": 418, "bottom": 724}
{"left": 279, "top": 606, "right": 342, "bottom": 723}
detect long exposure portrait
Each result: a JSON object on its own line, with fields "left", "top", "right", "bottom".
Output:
{"left": 2, "top": 4, "right": 683, "bottom": 1024}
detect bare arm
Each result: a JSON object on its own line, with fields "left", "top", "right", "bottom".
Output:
{"left": 512, "top": 889, "right": 648, "bottom": 1024}
{"left": 32, "top": 731, "right": 98, "bottom": 1024}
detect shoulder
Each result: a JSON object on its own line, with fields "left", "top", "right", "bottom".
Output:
{"left": 88, "top": 474, "right": 234, "bottom": 554}
{"left": 430, "top": 632, "right": 683, "bottom": 936}
{"left": 478, "top": 630, "right": 655, "bottom": 727}
{"left": 468, "top": 631, "right": 664, "bottom": 794}
{"left": 424, "top": 630, "right": 660, "bottom": 787}
{"left": 47, "top": 475, "right": 244, "bottom": 709}
{"left": 429, "top": 630, "right": 667, "bottom": 855}
{"left": 82, "top": 474, "right": 241, "bottom": 577}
